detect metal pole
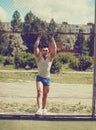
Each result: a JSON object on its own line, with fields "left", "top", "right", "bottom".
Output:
{"left": 0, "top": 31, "right": 93, "bottom": 35}
{"left": 92, "top": 0, "right": 96, "bottom": 117}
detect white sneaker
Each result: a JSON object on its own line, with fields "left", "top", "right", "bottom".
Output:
{"left": 35, "top": 108, "right": 42, "bottom": 115}
{"left": 42, "top": 109, "right": 47, "bottom": 115}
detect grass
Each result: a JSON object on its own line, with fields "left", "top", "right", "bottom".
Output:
{"left": 0, "top": 66, "right": 93, "bottom": 84}
{"left": 0, "top": 121, "right": 96, "bottom": 130}
{"left": 0, "top": 71, "right": 93, "bottom": 84}
{"left": 0, "top": 63, "right": 93, "bottom": 84}
{"left": 0, "top": 101, "right": 91, "bottom": 114}
{"left": 51, "top": 72, "right": 93, "bottom": 84}
{"left": 0, "top": 71, "right": 37, "bottom": 82}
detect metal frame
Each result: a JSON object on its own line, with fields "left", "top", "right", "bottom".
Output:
{"left": 0, "top": 30, "right": 93, "bottom": 35}
{"left": 0, "top": 1, "right": 96, "bottom": 119}
{"left": 92, "top": 0, "right": 96, "bottom": 117}
{"left": 0, "top": 113, "right": 96, "bottom": 121}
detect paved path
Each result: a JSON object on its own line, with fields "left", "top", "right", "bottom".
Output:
{"left": 0, "top": 81, "right": 92, "bottom": 106}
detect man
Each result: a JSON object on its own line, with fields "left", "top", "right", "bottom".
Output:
{"left": 34, "top": 32, "right": 57, "bottom": 115}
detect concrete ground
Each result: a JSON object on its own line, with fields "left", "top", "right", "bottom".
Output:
{"left": 0, "top": 81, "right": 92, "bottom": 106}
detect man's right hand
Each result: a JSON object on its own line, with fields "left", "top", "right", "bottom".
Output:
{"left": 38, "top": 31, "right": 43, "bottom": 37}
{"left": 49, "top": 32, "right": 54, "bottom": 38}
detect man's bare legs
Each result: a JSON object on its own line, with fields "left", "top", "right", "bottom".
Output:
{"left": 36, "top": 81, "right": 50, "bottom": 114}
{"left": 36, "top": 82, "right": 43, "bottom": 109}
{"left": 42, "top": 86, "right": 50, "bottom": 109}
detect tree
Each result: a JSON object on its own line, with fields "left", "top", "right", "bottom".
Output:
{"left": 74, "top": 29, "right": 85, "bottom": 55}
{"left": 22, "top": 11, "right": 37, "bottom": 53}
{"left": 47, "top": 18, "right": 58, "bottom": 45}
{"left": 48, "top": 18, "right": 57, "bottom": 32}
{"left": 22, "top": 11, "right": 48, "bottom": 53}
{"left": 82, "top": 40, "right": 89, "bottom": 56}
{"left": 8, "top": 34, "right": 27, "bottom": 56}
{"left": 0, "top": 21, "right": 9, "bottom": 55}
{"left": 55, "top": 24, "right": 73, "bottom": 50}
{"left": 11, "top": 10, "right": 22, "bottom": 31}
{"left": 23, "top": 11, "right": 36, "bottom": 32}
{"left": 87, "top": 27, "right": 94, "bottom": 56}
{"left": 10, "top": 11, "right": 27, "bottom": 56}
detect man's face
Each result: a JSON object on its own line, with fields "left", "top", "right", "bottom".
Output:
{"left": 41, "top": 47, "right": 49, "bottom": 57}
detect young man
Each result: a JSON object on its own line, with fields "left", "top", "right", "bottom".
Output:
{"left": 34, "top": 32, "right": 57, "bottom": 115}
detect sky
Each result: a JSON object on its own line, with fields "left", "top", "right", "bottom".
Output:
{"left": 0, "top": 0, "right": 95, "bottom": 24}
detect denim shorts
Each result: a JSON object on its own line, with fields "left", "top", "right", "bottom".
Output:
{"left": 36, "top": 75, "right": 51, "bottom": 86}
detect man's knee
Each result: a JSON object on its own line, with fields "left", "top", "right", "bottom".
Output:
{"left": 37, "top": 90, "right": 43, "bottom": 97}
{"left": 43, "top": 88, "right": 49, "bottom": 97}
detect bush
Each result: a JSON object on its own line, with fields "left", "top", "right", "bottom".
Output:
{"left": 69, "top": 57, "right": 79, "bottom": 70}
{"left": 78, "top": 55, "right": 93, "bottom": 71}
{"left": 27, "top": 54, "right": 37, "bottom": 69}
{"left": 14, "top": 52, "right": 27, "bottom": 68}
{"left": 50, "top": 55, "right": 62, "bottom": 73}
{"left": 0, "top": 55, "right": 5, "bottom": 64}
{"left": 69, "top": 55, "right": 93, "bottom": 71}
{"left": 3, "top": 56, "right": 14, "bottom": 66}
{"left": 14, "top": 52, "right": 37, "bottom": 69}
{"left": 57, "top": 53, "right": 75, "bottom": 64}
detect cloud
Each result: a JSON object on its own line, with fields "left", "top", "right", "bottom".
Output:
{"left": 0, "top": 6, "right": 7, "bottom": 21}
{"left": 14, "top": 0, "right": 94, "bottom": 24}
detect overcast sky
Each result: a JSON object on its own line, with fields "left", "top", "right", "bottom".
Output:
{"left": 0, "top": 0, "right": 95, "bottom": 24}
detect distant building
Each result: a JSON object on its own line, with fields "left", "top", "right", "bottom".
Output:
{"left": 62, "top": 22, "right": 93, "bottom": 33}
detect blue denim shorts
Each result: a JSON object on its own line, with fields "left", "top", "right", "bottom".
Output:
{"left": 36, "top": 75, "right": 51, "bottom": 86}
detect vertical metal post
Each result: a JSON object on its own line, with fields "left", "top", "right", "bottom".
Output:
{"left": 92, "top": 0, "right": 96, "bottom": 117}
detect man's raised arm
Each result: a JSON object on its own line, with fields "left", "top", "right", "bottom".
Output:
{"left": 49, "top": 33, "right": 57, "bottom": 58}
{"left": 34, "top": 32, "right": 42, "bottom": 57}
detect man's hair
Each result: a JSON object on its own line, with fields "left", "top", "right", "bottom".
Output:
{"left": 40, "top": 44, "right": 48, "bottom": 49}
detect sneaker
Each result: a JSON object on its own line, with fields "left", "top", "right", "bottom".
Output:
{"left": 42, "top": 109, "right": 47, "bottom": 115}
{"left": 35, "top": 108, "right": 42, "bottom": 115}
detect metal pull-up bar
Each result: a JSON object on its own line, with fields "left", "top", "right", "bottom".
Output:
{"left": 0, "top": 30, "right": 93, "bottom": 35}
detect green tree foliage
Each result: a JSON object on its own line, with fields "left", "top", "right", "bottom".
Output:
{"left": 22, "top": 11, "right": 48, "bottom": 53}
{"left": 9, "top": 11, "right": 27, "bottom": 56}
{"left": 50, "top": 55, "right": 62, "bottom": 73}
{"left": 22, "top": 11, "right": 37, "bottom": 53}
{"left": 57, "top": 53, "right": 75, "bottom": 64}
{"left": 0, "top": 21, "right": 9, "bottom": 55}
{"left": 14, "top": 52, "right": 37, "bottom": 69}
{"left": 8, "top": 34, "right": 27, "bottom": 56}
{"left": 74, "top": 29, "right": 85, "bottom": 55}
{"left": 0, "top": 33, "right": 9, "bottom": 55}
{"left": 82, "top": 40, "right": 89, "bottom": 56}
{"left": 3, "top": 56, "right": 14, "bottom": 66}
{"left": 87, "top": 27, "right": 94, "bottom": 56}
{"left": 69, "top": 55, "right": 93, "bottom": 71}
{"left": 47, "top": 19, "right": 58, "bottom": 43}
{"left": 11, "top": 10, "right": 22, "bottom": 31}
{"left": 23, "top": 11, "right": 36, "bottom": 32}
{"left": 56, "top": 24, "right": 68, "bottom": 43}
{"left": 55, "top": 25, "right": 65, "bottom": 43}
{"left": 48, "top": 18, "right": 57, "bottom": 32}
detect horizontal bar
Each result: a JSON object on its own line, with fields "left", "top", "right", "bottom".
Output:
{"left": 0, "top": 30, "right": 93, "bottom": 35}
{"left": 0, "top": 114, "right": 96, "bottom": 121}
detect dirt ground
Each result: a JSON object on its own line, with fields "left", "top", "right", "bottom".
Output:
{"left": 0, "top": 81, "right": 92, "bottom": 106}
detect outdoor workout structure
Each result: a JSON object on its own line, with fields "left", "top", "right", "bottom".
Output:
{"left": 0, "top": 2, "right": 96, "bottom": 121}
